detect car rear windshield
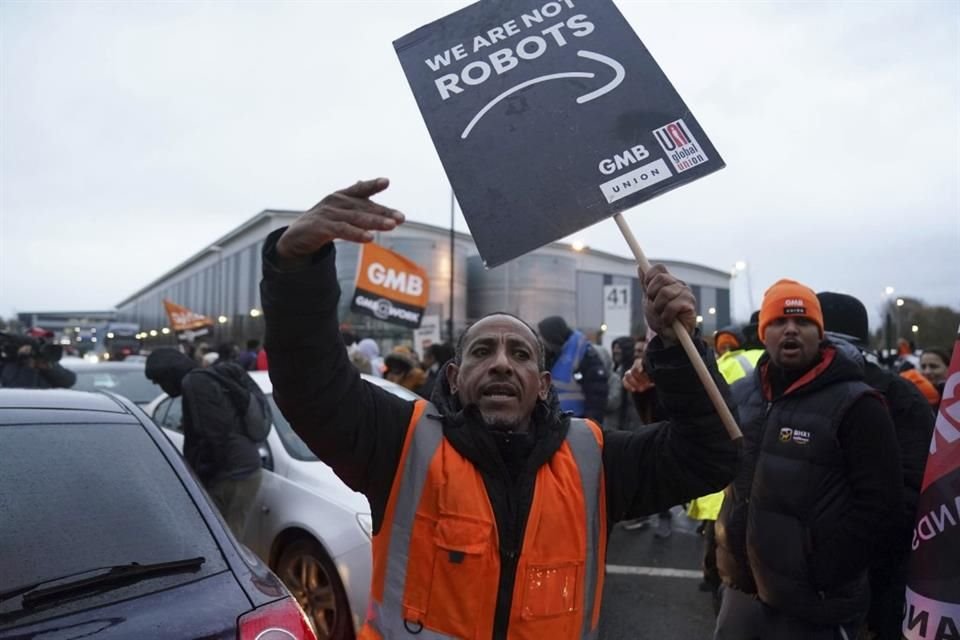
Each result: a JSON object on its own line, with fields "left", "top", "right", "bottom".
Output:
{"left": 0, "top": 422, "right": 228, "bottom": 619}
{"left": 70, "top": 369, "right": 159, "bottom": 404}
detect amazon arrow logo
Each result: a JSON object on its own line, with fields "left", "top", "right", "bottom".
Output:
{"left": 461, "top": 50, "right": 625, "bottom": 140}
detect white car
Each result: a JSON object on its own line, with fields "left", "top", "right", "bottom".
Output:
{"left": 147, "top": 370, "right": 420, "bottom": 639}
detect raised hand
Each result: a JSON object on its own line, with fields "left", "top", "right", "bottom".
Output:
{"left": 277, "top": 178, "right": 405, "bottom": 260}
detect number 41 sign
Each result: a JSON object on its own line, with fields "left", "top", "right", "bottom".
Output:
{"left": 603, "top": 284, "right": 631, "bottom": 349}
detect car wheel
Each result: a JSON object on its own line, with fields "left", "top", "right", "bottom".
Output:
{"left": 275, "top": 538, "right": 355, "bottom": 640}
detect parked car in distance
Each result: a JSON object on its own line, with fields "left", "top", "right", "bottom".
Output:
{"left": 62, "top": 360, "right": 160, "bottom": 407}
{"left": 0, "top": 388, "right": 317, "bottom": 640}
{"left": 147, "top": 371, "right": 421, "bottom": 639}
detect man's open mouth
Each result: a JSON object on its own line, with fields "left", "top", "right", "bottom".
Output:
{"left": 481, "top": 383, "right": 519, "bottom": 399}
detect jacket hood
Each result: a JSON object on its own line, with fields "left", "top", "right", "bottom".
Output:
{"left": 145, "top": 348, "right": 196, "bottom": 396}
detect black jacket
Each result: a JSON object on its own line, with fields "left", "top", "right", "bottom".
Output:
{"left": 0, "top": 361, "right": 76, "bottom": 389}
{"left": 716, "top": 341, "right": 903, "bottom": 624}
{"left": 260, "top": 229, "right": 740, "bottom": 638}
{"left": 146, "top": 350, "right": 261, "bottom": 485}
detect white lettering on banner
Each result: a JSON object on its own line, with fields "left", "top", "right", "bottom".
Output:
{"left": 367, "top": 263, "right": 424, "bottom": 296}
{"left": 354, "top": 295, "right": 422, "bottom": 324}
{"left": 598, "top": 145, "right": 650, "bottom": 175}
{"left": 911, "top": 495, "right": 960, "bottom": 551}
{"left": 903, "top": 587, "right": 960, "bottom": 640}
{"left": 598, "top": 159, "right": 672, "bottom": 203}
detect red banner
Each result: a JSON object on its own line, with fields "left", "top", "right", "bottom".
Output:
{"left": 903, "top": 326, "right": 960, "bottom": 639}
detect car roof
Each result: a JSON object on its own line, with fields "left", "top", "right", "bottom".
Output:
{"left": 247, "top": 369, "right": 421, "bottom": 400}
{"left": 0, "top": 388, "right": 139, "bottom": 423}
{"left": 62, "top": 360, "right": 145, "bottom": 371}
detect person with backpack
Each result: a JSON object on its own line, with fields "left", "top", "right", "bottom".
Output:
{"left": 146, "top": 347, "right": 270, "bottom": 537}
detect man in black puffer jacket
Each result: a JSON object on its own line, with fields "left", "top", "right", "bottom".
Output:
{"left": 146, "top": 348, "right": 263, "bottom": 537}
{"left": 714, "top": 279, "right": 903, "bottom": 640}
{"left": 817, "top": 291, "right": 934, "bottom": 640}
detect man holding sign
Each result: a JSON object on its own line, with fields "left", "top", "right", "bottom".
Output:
{"left": 261, "top": 178, "right": 738, "bottom": 639}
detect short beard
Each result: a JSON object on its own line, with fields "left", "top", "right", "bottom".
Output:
{"left": 482, "top": 415, "right": 526, "bottom": 432}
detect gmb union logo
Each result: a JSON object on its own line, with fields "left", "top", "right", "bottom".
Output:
{"left": 373, "top": 298, "right": 393, "bottom": 320}
{"left": 779, "top": 428, "right": 793, "bottom": 442}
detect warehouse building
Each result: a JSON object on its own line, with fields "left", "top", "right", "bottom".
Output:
{"left": 114, "top": 209, "right": 731, "bottom": 349}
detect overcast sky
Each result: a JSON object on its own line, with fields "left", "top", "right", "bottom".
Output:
{"left": 2, "top": 0, "right": 958, "bottom": 328}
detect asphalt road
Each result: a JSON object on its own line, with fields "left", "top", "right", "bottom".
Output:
{"left": 598, "top": 508, "right": 717, "bottom": 640}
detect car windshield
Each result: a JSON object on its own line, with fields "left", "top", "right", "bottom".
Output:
{"left": 70, "top": 368, "right": 158, "bottom": 405}
{"left": 0, "top": 422, "right": 227, "bottom": 624}
{"left": 266, "top": 380, "right": 420, "bottom": 461}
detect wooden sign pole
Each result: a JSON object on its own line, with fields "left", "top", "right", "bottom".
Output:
{"left": 613, "top": 213, "right": 743, "bottom": 441}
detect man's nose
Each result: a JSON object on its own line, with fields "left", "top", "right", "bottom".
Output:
{"left": 782, "top": 318, "right": 801, "bottom": 334}
{"left": 489, "top": 346, "right": 512, "bottom": 372}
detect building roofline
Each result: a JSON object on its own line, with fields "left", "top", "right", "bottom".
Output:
{"left": 115, "top": 208, "right": 729, "bottom": 308}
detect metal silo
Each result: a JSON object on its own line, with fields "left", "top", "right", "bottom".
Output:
{"left": 468, "top": 253, "right": 578, "bottom": 327}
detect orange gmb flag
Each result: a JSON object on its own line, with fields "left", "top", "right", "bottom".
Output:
{"left": 163, "top": 299, "right": 214, "bottom": 332}
{"left": 903, "top": 324, "right": 960, "bottom": 639}
{"left": 350, "top": 242, "right": 429, "bottom": 329}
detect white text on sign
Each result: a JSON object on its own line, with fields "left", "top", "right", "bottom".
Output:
{"left": 367, "top": 263, "right": 424, "bottom": 296}
{"left": 427, "top": 1, "right": 595, "bottom": 100}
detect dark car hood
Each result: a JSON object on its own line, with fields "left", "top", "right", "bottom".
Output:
{"left": 0, "top": 571, "right": 256, "bottom": 639}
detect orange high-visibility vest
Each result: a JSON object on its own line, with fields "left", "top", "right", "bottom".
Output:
{"left": 359, "top": 400, "right": 607, "bottom": 640}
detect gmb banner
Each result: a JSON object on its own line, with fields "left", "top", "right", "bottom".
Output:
{"left": 903, "top": 327, "right": 960, "bottom": 640}
{"left": 394, "top": 0, "right": 724, "bottom": 268}
{"left": 350, "top": 243, "right": 430, "bottom": 329}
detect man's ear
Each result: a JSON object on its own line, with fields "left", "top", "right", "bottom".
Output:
{"left": 445, "top": 362, "right": 460, "bottom": 393}
{"left": 538, "top": 371, "right": 551, "bottom": 401}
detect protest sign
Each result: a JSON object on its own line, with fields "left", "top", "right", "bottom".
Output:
{"left": 413, "top": 314, "right": 442, "bottom": 360}
{"left": 903, "top": 327, "right": 960, "bottom": 640}
{"left": 350, "top": 243, "right": 430, "bottom": 329}
{"left": 395, "top": 0, "right": 724, "bottom": 268}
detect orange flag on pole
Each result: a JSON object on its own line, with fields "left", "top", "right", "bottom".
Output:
{"left": 162, "top": 299, "right": 214, "bottom": 333}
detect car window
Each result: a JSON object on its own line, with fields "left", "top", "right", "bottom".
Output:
{"left": 70, "top": 369, "right": 160, "bottom": 405}
{"left": 154, "top": 396, "right": 184, "bottom": 433}
{"left": 0, "top": 422, "right": 228, "bottom": 624}
{"left": 267, "top": 395, "right": 318, "bottom": 462}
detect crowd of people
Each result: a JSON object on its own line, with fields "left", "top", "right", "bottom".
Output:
{"left": 257, "top": 177, "right": 952, "bottom": 640}
{"left": 1, "top": 177, "right": 952, "bottom": 639}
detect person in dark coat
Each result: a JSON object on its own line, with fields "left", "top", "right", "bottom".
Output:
{"left": 714, "top": 280, "right": 903, "bottom": 640}
{"left": 418, "top": 342, "right": 455, "bottom": 400}
{"left": 537, "top": 315, "right": 609, "bottom": 424}
{"left": 145, "top": 348, "right": 263, "bottom": 537}
{"left": 0, "top": 328, "right": 76, "bottom": 389}
{"left": 259, "top": 177, "right": 740, "bottom": 638}
{"left": 817, "top": 291, "right": 935, "bottom": 640}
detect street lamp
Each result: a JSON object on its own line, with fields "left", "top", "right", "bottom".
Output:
{"left": 731, "top": 260, "right": 754, "bottom": 320}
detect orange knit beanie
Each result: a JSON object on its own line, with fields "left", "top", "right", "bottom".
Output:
{"left": 758, "top": 279, "right": 824, "bottom": 341}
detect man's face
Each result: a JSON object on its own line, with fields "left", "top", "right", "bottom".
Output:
{"left": 446, "top": 315, "right": 551, "bottom": 431}
{"left": 763, "top": 317, "right": 821, "bottom": 370}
